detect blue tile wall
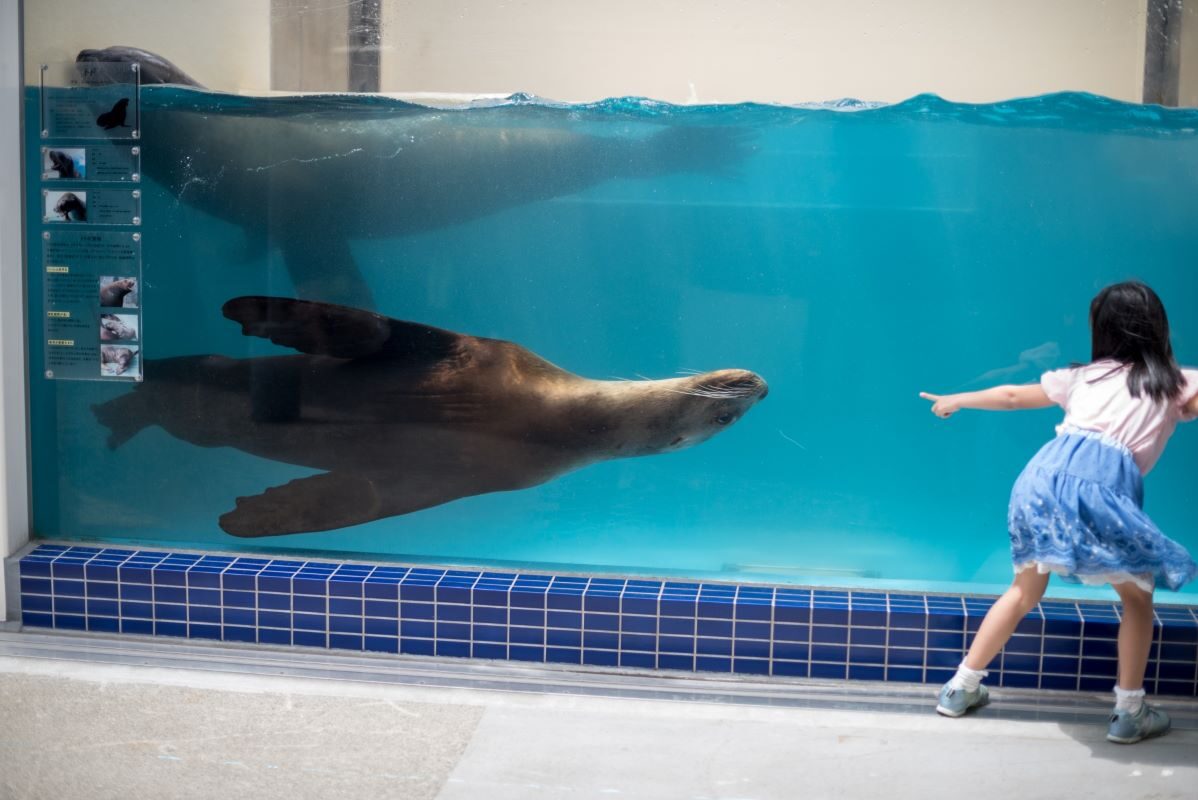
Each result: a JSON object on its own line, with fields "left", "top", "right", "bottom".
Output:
{"left": 14, "top": 544, "right": 1198, "bottom": 697}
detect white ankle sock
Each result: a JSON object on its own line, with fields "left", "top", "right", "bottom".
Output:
{"left": 948, "top": 662, "right": 988, "bottom": 692}
{"left": 1114, "top": 686, "right": 1145, "bottom": 714}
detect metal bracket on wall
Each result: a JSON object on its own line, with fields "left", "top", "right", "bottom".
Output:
{"left": 1144, "top": 0, "right": 1183, "bottom": 105}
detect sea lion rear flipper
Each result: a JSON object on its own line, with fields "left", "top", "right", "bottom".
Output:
{"left": 222, "top": 296, "right": 461, "bottom": 363}
{"left": 218, "top": 470, "right": 476, "bottom": 537}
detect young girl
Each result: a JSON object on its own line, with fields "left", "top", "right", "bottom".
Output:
{"left": 920, "top": 281, "right": 1198, "bottom": 744}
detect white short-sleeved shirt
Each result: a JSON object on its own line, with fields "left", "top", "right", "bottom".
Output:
{"left": 1040, "top": 360, "right": 1198, "bottom": 475}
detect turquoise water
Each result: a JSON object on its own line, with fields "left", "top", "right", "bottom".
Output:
{"left": 25, "top": 88, "right": 1198, "bottom": 601}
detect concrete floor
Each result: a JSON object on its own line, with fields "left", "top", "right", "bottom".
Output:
{"left": 1, "top": 648, "right": 1196, "bottom": 800}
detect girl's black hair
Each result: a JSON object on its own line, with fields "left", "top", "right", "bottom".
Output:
{"left": 1089, "top": 281, "right": 1183, "bottom": 403}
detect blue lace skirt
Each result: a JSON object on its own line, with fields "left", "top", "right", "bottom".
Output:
{"left": 1008, "top": 429, "right": 1197, "bottom": 592}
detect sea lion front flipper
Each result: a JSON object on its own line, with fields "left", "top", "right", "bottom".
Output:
{"left": 222, "top": 296, "right": 460, "bottom": 363}
{"left": 218, "top": 470, "right": 479, "bottom": 537}
{"left": 278, "top": 233, "right": 376, "bottom": 310}
{"left": 219, "top": 472, "right": 386, "bottom": 537}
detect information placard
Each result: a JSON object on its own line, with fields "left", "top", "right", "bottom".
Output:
{"left": 41, "top": 188, "right": 141, "bottom": 226}
{"left": 39, "top": 61, "right": 140, "bottom": 141}
{"left": 39, "top": 60, "right": 145, "bottom": 382}
{"left": 40, "top": 144, "right": 140, "bottom": 183}
{"left": 42, "top": 230, "right": 143, "bottom": 382}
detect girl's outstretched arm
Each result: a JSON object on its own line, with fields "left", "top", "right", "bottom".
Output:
{"left": 920, "top": 385, "right": 1053, "bottom": 419}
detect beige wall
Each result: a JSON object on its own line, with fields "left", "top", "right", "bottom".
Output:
{"left": 23, "top": 0, "right": 271, "bottom": 92}
{"left": 271, "top": 0, "right": 350, "bottom": 92}
{"left": 20, "top": 0, "right": 1156, "bottom": 103}
{"left": 380, "top": 0, "right": 1149, "bottom": 103}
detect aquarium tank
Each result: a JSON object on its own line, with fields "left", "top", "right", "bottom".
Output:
{"left": 18, "top": 0, "right": 1198, "bottom": 602}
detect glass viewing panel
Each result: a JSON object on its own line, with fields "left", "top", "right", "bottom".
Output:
{"left": 19, "top": 3, "right": 1198, "bottom": 602}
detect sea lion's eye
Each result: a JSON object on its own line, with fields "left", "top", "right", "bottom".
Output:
{"left": 715, "top": 413, "right": 734, "bottom": 425}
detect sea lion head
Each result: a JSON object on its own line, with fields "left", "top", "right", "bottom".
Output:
{"left": 77, "top": 47, "right": 203, "bottom": 88}
{"left": 100, "top": 278, "right": 137, "bottom": 307}
{"left": 592, "top": 368, "right": 768, "bottom": 458}
{"left": 49, "top": 150, "right": 74, "bottom": 176}
{"left": 54, "top": 192, "right": 84, "bottom": 219}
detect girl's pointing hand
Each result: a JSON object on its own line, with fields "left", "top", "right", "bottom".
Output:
{"left": 920, "top": 392, "right": 960, "bottom": 419}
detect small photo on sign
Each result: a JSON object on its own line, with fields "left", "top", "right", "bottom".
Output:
{"left": 101, "top": 345, "right": 140, "bottom": 378}
{"left": 99, "top": 276, "right": 138, "bottom": 308}
{"left": 44, "top": 190, "right": 87, "bottom": 222}
{"left": 100, "top": 313, "right": 138, "bottom": 342}
{"left": 42, "top": 148, "right": 86, "bottom": 180}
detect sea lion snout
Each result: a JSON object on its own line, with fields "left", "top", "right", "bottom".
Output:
{"left": 631, "top": 368, "right": 766, "bottom": 456}
{"left": 701, "top": 369, "right": 769, "bottom": 401}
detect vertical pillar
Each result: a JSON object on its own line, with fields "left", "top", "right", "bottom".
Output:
{"left": 348, "top": 0, "right": 382, "bottom": 93}
{"left": 0, "top": 0, "right": 31, "bottom": 621}
{"left": 1144, "top": 0, "right": 1184, "bottom": 105}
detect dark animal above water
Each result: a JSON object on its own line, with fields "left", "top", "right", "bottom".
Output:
{"left": 92, "top": 296, "right": 768, "bottom": 537}
{"left": 78, "top": 46, "right": 204, "bottom": 88}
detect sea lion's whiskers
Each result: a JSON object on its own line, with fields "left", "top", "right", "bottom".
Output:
{"left": 692, "top": 384, "right": 756, "bottom": 399}
{"left": 663, "top": 387, "right": 719, "bottom": 398}
{"left": 666, "top": 385, "right": 751, "bottom": 400}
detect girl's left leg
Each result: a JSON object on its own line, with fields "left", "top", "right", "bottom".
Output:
{"left": 1106, "top": 580, "right": 1171, "bottom": 743}
{"left": 1112, "top": 580, "right": 1154, "bottom": 691}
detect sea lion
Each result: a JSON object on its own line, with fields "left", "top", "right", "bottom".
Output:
{"left": 77, "top": 46, "right": 203, "bottom": 88}
{"left": 75, "top": 47, "right": 751, "bottom": 309}
{"left": 100, "top": 346, "right": 136, "bottom": 375}
{"left": 96, "top": 98, "right": 131, "bottom": 130}
{"left": 100, "top": 278, "right": 137, "bottom": 307}
{"left": 92, "top": 296, "right": 768, "bottom": 537}
{"left": 53, "top": 192, "right": 87, "bottom": 221}
{"left": 47, "top": 150, "right": 78, "bottom": 179}
{"left": 100, "top": 314, "right": 136, "bottom": 340}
